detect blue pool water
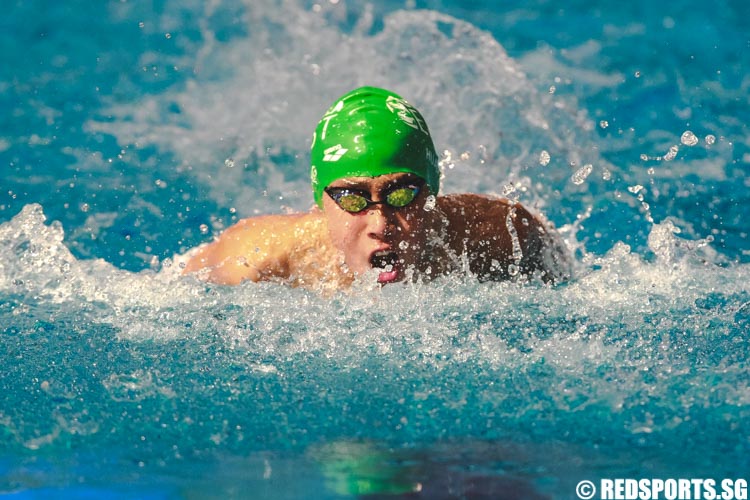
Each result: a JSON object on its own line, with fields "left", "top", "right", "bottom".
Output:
{"left": 1, "top": 1, "right": 749, "bottom": 498}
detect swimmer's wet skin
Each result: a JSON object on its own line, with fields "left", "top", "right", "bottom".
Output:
{"left": 183, "top": 86, "right": 571, "bottom": 288}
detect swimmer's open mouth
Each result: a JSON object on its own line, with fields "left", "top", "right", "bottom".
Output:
{"left": 370, "top": 250, "right": 399, "bottom": 269}
{"left": 370, "top": 251, "right": 401, "bottom": 283}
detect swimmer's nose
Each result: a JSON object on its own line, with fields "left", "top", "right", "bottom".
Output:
{"left": 365, "top": 205, "right": 392, "bottom": 238}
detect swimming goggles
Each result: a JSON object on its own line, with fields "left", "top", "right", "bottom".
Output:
{"left": 324, "top": 181, "right": 424, "bottom": 213}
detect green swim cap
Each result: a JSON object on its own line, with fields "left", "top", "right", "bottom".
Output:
{"left": 310, "top": 86, "right": 440, "bottom": 208}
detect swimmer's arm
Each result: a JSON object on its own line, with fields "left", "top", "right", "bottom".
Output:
{"left": 182, "top": 215, "right": 293, "bottom": 285}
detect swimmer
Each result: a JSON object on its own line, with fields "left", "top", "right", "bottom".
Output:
{"left": 183, "top": 86, "right": 571, "bottom": 288}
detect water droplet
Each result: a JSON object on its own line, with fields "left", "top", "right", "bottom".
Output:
{"left": 640, "top": 154, "right": 649, "bottom": 161}
{"left": 539, "top": 150, "right": 551, "bottom": 166}
{"left": 199, "top": 224, "right": 209, "bottom": 234}
{"left": 508, "top": 264, "right": 519, "bottom": 276}
{"left": 548, "top": 86, "right": 556, "bottom": 94}
{"left": 505, "top": 210, "right": 523, "bottom": 263}
{"left": 663, "top": 145, "right": 679, "bottom": 161}
{"left": 439, "top": 150, "right": 455, "bottom": 170}
{"left": 423, "top": 195, "right": 436, "bottom": 212}
{"left": 571, "top": 164, "right": 593, "bottom": 185}
{"left": 599, "top": 120, "right": 609, "bottom": 129}
{"left": 224, "top": 158, "right": 235, "bottom": 168}
{"left": 477, "top": 144, "right": 488, "bottom": 164}
{"left": 680, "top": 131, "right": 698, "bottom": 146}
{"left": 502, "top": 183, "right": 516, "bottom": 196}
{"left": 705, "top": 134, "right": 716, "bottom": 145}
{"left": 634, "top": 71, "right": 641, "bottom": 78}
{"left": 459, "top": 151, "right": 470, "bottom": 161}
{"left": 602, "top": 168, "right": 612, "bottom": 180}
{"left": 399, "top": 240, "right": 409, "bottom": 250}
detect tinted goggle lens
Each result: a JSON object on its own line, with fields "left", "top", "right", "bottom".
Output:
{"left": 386, "top": 186, "right": 418, "bottom": 207}
{"left": 336, "top": 193, "right": 369, "bottom": 212}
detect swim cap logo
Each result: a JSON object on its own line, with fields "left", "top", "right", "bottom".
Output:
{"left": 319, "top": 99, "right": 344, "bottom": 140}
{"left": 425, "top": 148, "right": 438, "bottom": 168}
{"left": 323, "top": 144, "right": 348, "bottom": 162}
{"left": 385, "top": 95, "right": 428, "bottom": 134}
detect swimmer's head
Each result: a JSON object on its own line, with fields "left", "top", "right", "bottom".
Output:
{"left": 310, "top": 86, "right": 440, "bottom": 208}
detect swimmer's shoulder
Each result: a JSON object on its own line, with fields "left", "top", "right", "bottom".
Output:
{"left": 435, "top": 193, "right": 570, "bottom": 283}
{"left": 436, "top": 193, "right": 514, "bottom": 216}
{"left": 436, "top": 193, "right": 518, "bottom": 240}
{"left": 183, "top": 210, "right": 329, "bottom": 285}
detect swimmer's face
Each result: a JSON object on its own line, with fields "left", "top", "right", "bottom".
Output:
{"left": 322, "top": 173, "right": 434, "bottom": 284}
